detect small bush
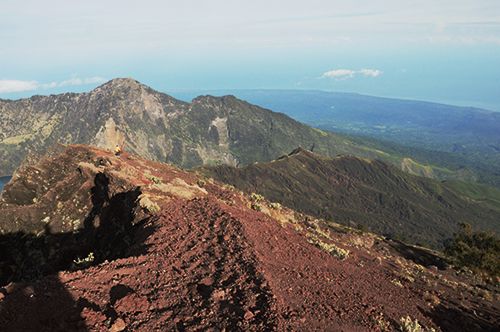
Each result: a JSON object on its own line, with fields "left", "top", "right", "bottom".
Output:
{"left": 269, "top": 202, "right": 281, "bottom": 210}
{"left": 250, "top": 193, "right": 264, "bottom": 202}
{"left": 197, "top": 179, "right": 206, "bottom": 187}
{"left": 444, "top": 223, "right": 500, "bottom": 277}
{"left": 251, "top": 203, "right": 262, "bottom": 211}
{"left": 399, "top": 316, "right": 424, "bottom": 332}
{"left": 73, "top": 252, "right": 95, "bottom": 269}
{"left": 146, "top": 174, "right": 162, "bottom": 184}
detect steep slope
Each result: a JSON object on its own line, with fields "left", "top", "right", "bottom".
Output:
{"left": 0, "top": 145, "right": 497, "bottom": 331}
{"left": 202, "top": 148, "right": 500, "bottom": 248}
{"left": 0, "top": 78, "right": 392, "bottom": 177}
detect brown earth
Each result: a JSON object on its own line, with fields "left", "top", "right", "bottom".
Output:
{"left": 0, "top": 145, "right": 498, "bottom": 331}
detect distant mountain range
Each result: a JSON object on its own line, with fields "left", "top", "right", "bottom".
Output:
{"left": 202, "top": 148, "right": 500, "bottom": 249}
{"left": 173, "top": 89, "right": 500, "bottom": 188}
{"left": 0, "top": 78, "right": 467, "bottom": 183}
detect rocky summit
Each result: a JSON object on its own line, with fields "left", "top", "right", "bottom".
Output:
{"left": 0, "top": 145, "right": 498, "bottom": 331}
{"left": 1, "top": 78, "right": 428, "bottom": 178}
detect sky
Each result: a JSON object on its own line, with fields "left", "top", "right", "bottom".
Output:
{"left": 1, "top": 0, "right": 500, "bottom": 110}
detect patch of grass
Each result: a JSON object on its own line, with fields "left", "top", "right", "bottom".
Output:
{"left": 391, "top": 279, "right": 404, "bottom": 288}
{"left": 251, "top": 203, "right": 262, "bottom": 211}
{"left": 446, "top": 180, "right": 500, "bottom": 212}
{"left": 139, "top": 195, "right": 160, "bottom": 214}
{"left": 399, "top": 316, "right": 435, "bottom": 332}
{"left": 307, "top": 234, "right": 349, "bottom": 260}
{"left": 268, "top": 202, "right": 281, "bottom": 210}
{"left": 1, "top": 134, "right": 33, "bottom": 145}
{"left": 250, "top": 192, "right": 264, "bottom": 202}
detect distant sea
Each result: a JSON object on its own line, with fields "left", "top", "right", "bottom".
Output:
{"left": 0, "top": 176, "right": 12, "bottom": 192}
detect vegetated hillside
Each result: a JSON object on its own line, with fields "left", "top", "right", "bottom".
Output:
{"left": 0, "top": 78, "right": 394, "bottom": 177}
{"left": 202, "top": 148, "right": 500, "bottom": 249}
{"left": 175, "top": 89, "right": 500, "bottom": 187}
{"left": 0, "top": 145, "right": 498, "bottom": 331}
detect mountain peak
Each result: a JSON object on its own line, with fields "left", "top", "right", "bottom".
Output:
{"left": 94, "top": 77, "right": 146, "bottom": 93}
{"left": 102, "top": 77, "right": 140, "bottom": 86}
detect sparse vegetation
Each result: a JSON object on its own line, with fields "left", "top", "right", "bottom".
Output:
{"left": 73, "top": 252, "right": 95, "bottom": 269}
{"left": 307, "top": 234, "right": 349, "bottom": 260}
{"left": 250, "top": 192, "right": 264, "bottom": 202}
{"left": 146, "top": 174, "right": 162, "bottom": 184}
{"left": 399, "top": 316, "right": 435, "bottom": 332}
{"left": 391, "top": 279, "right": 403, "bottom": 288}
{"left": 444, "top": 223, "right": 500, "bottom": 277}
{"left": 373, "top": 312, "right": 390, "bottom": 331}
{"left": 250, "top": 203, "right": 262, "bottom": 211}
{"left": 139, "top": 195, "right": 161, "bottom": 214}
{"left": 269, "top": 202, "right": 281, "bottom": 210}
{"left": 249, "top": 193, "right": 265, "bottom": 211}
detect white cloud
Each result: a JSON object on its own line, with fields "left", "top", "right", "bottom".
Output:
{"left": 321, "top": 68, "right": 382, "bottom": 80}
{"left": 321, "top": 69, "right": 356, "bottom": 79}
{"left": 359, "top": 68, "right": 382, "bottom": 77}
{"left": 0, "top": 80, "right": 39, "bottom": 93}
{"left": 0, "top": 77, "right": 106, "bottom": 94}
{"left": 57, "top": 76, "right": 107, "bottom": 87}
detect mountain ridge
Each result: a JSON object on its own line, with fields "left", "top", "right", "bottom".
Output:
{"left": 1, "top": 78, "right": 437, "bottom": 179}
{"left": 201, "top": 148, "right": 500, "bottom": 249}
{"left": 176, "top": 89, "right": 500, "bottom": 187}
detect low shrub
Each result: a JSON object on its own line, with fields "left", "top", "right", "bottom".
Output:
{"left": 444, "top": 223, "right": 500, "bottom": 277}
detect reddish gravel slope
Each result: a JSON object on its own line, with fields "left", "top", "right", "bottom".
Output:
{"left": 0, "top": 145, "right": 498, "bottom": 331}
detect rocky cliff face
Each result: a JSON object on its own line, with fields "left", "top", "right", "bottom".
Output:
{"left": 0, "top": 145, "right": 497, "bottom": 331}
{"left": 0, "top": 78, "right": 393, "bottom": 176}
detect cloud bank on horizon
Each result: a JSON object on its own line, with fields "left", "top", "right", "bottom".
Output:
{"left": 1, "top": 0, "right": 499, "bottom": 110}
{"left": 322, "top": 69, "right": 383, "bottom": 80}
{"left": 0, "top": 77, "right": 106, "bottom": 94}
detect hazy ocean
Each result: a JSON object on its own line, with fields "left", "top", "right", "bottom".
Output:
{"left": 0, "top": 176, "right": 11, "bottom": 192}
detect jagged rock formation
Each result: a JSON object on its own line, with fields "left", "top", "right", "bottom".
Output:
{"left": 202, "top": 148, "right": 500, "bottom": 248}
{"left": 1, "top": 78, "right": 410, "bottom": 177}
{"left": 0, "top": 145, "right": 498, "bottom": 331}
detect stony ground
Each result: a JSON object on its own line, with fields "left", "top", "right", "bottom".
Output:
{"left": 0, "top": 145, "right": 498, "bottom": 331}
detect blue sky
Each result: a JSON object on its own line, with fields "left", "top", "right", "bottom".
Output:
{"left": 1, "top": 0, "right": 500, "bottom": 110}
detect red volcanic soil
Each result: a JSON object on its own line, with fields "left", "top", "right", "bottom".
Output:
{"left": 0, "top": 145, "right": 498, "bottom": 331}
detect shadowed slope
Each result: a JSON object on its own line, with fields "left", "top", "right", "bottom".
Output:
{"left": 202, "top": 148, "right": 500, "bottom": 248}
